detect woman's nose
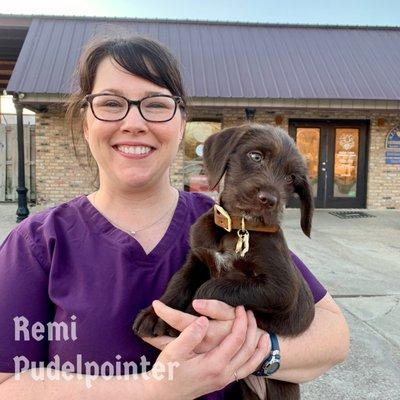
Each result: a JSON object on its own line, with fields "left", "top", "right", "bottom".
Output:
{"left": 120, "top": 105, "right": 148, "bottom": 132}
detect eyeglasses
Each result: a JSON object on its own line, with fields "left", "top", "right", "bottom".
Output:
{"left": 83, "top": 93, "right": 184, "bottom": 122}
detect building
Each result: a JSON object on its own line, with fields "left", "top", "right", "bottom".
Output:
{"left": 2, "top": 14, "right": 400, "bottom": 208}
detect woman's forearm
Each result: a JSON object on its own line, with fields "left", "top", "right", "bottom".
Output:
{"left": 0, "top": 368, "right": 177, "bottom": 400}
{"left": 262, "top": 293, "right": 350, "bottom": 384}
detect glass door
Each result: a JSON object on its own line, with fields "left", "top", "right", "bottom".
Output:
{"left": 332, "top": 128, "right": 359, "bottom": 200}
{"left": 289, "top": 120, "right": 368, "bottom": 208}
{"left": 295, "top": 127, "right": 320, "bottom": 198}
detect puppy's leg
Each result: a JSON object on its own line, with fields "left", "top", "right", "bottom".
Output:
{"left": 266, "top": 380, "right": 300, "bottom": 400}
{"left": 133, "top": 251, "right": 211, "bottom": 337}
{"left": 223, "top": 379, "right": 263, "bottom": 400}
{"left": 243, "top": 375, "right": 267, "bottom": 399}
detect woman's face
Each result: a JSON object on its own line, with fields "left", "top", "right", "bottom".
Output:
{"left": 83, "top": 56, "right": 185, "bottom": 192}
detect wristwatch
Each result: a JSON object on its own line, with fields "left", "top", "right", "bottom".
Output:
{"left": 252, "top": 333, "right": 281, "bottom": 377}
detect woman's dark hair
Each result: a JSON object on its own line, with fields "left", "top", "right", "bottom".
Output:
{"left": 65, "top": 35, "right": 187, "bottom": 187}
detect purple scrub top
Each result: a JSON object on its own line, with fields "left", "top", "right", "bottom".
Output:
{"left": 0, "top": 191, "right": 326, "bottom": 399}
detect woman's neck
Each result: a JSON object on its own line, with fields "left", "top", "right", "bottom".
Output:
{"left": 88, "top": 180, "right": 179, "bottom": 232}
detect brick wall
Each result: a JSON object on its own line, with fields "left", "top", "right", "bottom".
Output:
{"left": 367, "top": 114, "right": 400, "bottom": 209}
{"left": 35, "top": 104, "right": 96, "bottom": 205}
{"left": 34, "top": 104, "right": 399, "bottom": 209}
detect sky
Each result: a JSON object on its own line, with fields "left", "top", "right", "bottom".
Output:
{"left": 1, "top": 0, "right": 400, "bottom": 26}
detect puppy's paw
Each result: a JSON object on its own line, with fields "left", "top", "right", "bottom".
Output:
{"left": 133, "top": 306, "right": 178, "bottom": 338}
{"left": 133, "top": 306, "right": 161, "bottom": 337}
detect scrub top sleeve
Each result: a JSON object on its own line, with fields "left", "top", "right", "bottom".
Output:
{"left": 290, "top": 251, "right": 327, "bottom": 304}
{"left": 0, "top": 229, "right": 52, "bottom": 372}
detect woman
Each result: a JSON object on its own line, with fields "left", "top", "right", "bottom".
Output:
{"left": 0, "top": 36, "right": 349, "bottom": 399}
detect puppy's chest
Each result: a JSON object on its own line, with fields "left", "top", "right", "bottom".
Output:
{"left": 213, "top": 234, "right": 254, "bottom": 276}
{"left": 214, "top": 251, "right": 237, "bottom": 273}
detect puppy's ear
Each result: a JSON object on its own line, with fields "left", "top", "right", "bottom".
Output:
{"left": 294, "top": 176, "right": 314, "bottom": 237}
{"left": 203, "top": 126, "right": 246, "bottom": 189}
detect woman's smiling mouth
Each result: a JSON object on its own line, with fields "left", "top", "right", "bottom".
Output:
{"left": 113, "top": 144, "right": 156, "bottom": 159}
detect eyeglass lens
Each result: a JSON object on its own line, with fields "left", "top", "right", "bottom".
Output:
{"left": 91, "top": 95, "right": 177, "bottom": 122}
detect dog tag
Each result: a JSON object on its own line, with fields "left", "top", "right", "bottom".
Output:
{"left": 243, "top": 231, "right": 249, "bottom": 256}
{"left": 235, "top": 229, "right": 250, "bottom": 257}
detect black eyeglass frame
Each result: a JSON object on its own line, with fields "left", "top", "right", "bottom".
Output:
{"left": 83, "top": 93, "right": 184, "bottom": 123}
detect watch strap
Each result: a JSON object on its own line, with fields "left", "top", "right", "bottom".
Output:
{"left": 252, "top": 332, "right": 281, "bottom": 377}
{"left": 269, "top": 332, "right": 279, "bottom": 353}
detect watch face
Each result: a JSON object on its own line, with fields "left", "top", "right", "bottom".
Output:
{"left": 265, "top": 362, "right": 280, "bottom": 375}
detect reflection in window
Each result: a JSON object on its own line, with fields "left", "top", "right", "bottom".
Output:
{"left": 296, "top": 128, "right": 320, "bottom": 197}
{"left": 334, "top": 129, "right": 359, "bottom": 198}
{"left": 184, "top": 121, "right": 221, "bottom": 199}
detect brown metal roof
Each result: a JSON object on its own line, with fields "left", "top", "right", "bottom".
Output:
{"left": 6, "top": 16, "right": 400, "bottom": 100}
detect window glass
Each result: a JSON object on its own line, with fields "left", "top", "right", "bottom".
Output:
{"left": 334, "top": 128, "right": 359, "bottom": 198}
{"left": 296, "top": 128, "right": 320, "bottom": 197}
{"left": 184, "top": 121, "right": 221, "bottom": 199}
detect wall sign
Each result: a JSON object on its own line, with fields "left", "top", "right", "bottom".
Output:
{"left": 385, "top": 126, "right": 400, "bottom": 165}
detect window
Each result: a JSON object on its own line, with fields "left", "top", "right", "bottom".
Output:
{"left": 184, "top": 121, "right": 221, "bottom": 199}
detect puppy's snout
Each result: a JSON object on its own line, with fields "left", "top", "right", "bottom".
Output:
{"left": 258, "top": 191, "right": 277, "bottom": 209}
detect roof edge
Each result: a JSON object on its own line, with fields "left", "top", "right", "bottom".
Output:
{"left": 0, "top": 13, "right": 399, "bottom": 31}
{"left": 14, "top": 94, "right": 400, "bottom": 111}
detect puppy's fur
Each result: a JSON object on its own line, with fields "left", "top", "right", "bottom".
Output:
{"left": 133, "top": 123, "right": 315, "bottom": 400}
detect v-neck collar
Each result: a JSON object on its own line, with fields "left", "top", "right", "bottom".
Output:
{"left": 80, "top": 190, "right": 188, "bottom": 263}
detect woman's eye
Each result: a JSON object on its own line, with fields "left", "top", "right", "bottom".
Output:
{"left": 248, "top": 151, "right": 263, "bottom": 163}
{"left": 146, "top": 102, "right": 168, "bottom": 109}
{"left": 97, "top": 100, "right": 124, "bottom": 108}
{"left": 285, "top": 175, "right": 295, "bottom": 183}
{"left": 105, "top": 101, "right": 123, "bottom": 108}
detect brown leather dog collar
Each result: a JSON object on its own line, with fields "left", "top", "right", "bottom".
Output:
{"left": 213, "top": 204, "right": 279, "bottom": 233}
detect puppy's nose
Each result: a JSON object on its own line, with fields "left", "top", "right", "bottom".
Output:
{"left": 258, "top": 191, "right": 277, "bottom": 209}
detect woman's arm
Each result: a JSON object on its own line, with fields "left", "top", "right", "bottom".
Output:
{"left": 0, "top": 369, "right": 159, "bottom": 400}
{"left": 0, "top": 373, "right": 13, "bottom": 384}
{"left": 266, "top": 292, "right": 349, "bottom": 383}
{"left": 0, "top": 308, "right": 270, "bottom": 400}
{"left": 148, "top": 294, "right": 350, "bottom": 384}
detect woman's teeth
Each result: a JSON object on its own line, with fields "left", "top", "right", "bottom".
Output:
{"left": 116, "top": 145, "right": 152, "bottom": 155}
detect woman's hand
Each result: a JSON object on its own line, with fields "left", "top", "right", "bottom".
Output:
{"left": 147, "top": 306, "right": 270, "bottom": 399}
{"left": 143, "top": 299, "right": 268, "bottom": 354}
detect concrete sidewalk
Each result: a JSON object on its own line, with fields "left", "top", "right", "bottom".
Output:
{"left": 283, "top": 208, "right": 400, "bottom": 400}
{"left": 1, "top": 202, "right": 399, "bottom": 399}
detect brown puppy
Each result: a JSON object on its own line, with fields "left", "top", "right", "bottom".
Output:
{"left": 133, "top": 123, "right": 315, "bottom": 400}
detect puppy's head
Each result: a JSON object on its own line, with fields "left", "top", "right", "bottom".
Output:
{"left": 203, "top": 123, "right": 313, "bottom": 237}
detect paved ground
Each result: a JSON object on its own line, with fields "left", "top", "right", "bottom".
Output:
{"left": 283, "top": 209, "right": 400, "bottom": 400}
{"left": 1, "top": 202, "right": 399, "bottom": 399}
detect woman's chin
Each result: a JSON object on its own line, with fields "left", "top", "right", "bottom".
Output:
{"left": 105, "top": 164, "right": 168, "bottom": 191}
{"left": 115, "top": 173, "right": 159, "bottom": 190}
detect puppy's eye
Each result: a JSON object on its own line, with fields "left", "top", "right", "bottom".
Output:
{"left": 248, "top": 151, "right": 263, "bottom": 163}
{"left": 285, "top": 175, "right": 295, "bottom": 184}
